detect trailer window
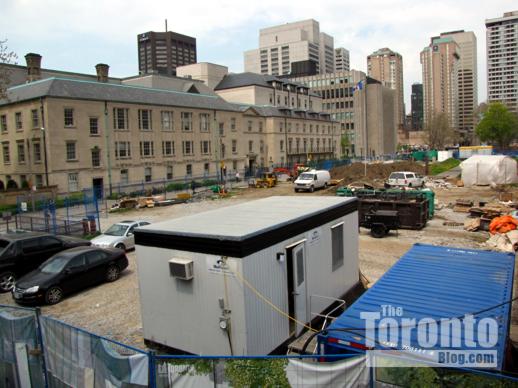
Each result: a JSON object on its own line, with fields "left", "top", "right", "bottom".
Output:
{"left": 296, "top": 249, "right": 304, "bottom": 286}
{"left": 331, "top": 223, "right": 344, "bottom": 271}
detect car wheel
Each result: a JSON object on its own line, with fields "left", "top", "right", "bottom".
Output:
{"left": 370, "top": 225, "right": 386, "bottom": 238}
{"left": 0, "top": 272, "right": 16, "bottom": 293}
{"left": 45, "top": 286, "right": 63, "bottom": 305}
{"left": 115, "top": 243, "right": 126, "bottom": 251}
{"left": 324, "top": 182, "right": 328, "bottom": 189}
{"left": 408, "top": 183, "right": 413, "bottom": 188}
{"left": 309, "top": 185, "right": 315, "bottom": 193}
{"left": 106, "top": 265, "right": 120, "bottom": 282}
{"left": 294, "top": 188, "right": 299, "bottom": 193}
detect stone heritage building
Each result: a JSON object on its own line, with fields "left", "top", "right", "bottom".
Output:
{"left": 0, "top": 56, "right": 338, "bottom": 194}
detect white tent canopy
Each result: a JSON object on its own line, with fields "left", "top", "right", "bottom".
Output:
{"left": 460, "top": 155, "right": 518, "bottom": 186}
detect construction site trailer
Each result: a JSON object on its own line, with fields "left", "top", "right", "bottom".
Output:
{"left": 134, "top": 196, "right": 359, "bottom": 355}
{"left": 319, "top": 244, "right": 515, "bottom": 370}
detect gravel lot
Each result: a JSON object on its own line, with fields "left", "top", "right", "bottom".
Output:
{"left": 0, "top": 182, "right": 500, "bottom": 349}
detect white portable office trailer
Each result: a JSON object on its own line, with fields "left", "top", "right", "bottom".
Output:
{"left": 134, "top": 196, "right": 359, "bottom": 355}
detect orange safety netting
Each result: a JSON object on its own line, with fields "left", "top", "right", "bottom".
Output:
{"left": 489, "top": 215, "right": 518, "bottom": 235}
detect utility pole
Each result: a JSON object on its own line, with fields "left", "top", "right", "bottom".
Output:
{"left": 213, "top": 110, "right": 221, "bottom": 184}
{"left": 39, "top": 98, "right": 49, "bottom": 187}
{"left": 104, "top": 101, "right": 113, "bottom": 196}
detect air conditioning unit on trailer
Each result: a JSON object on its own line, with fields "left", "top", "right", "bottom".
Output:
{"left": 169, "top": 258, "right": 194, "bottom": 280}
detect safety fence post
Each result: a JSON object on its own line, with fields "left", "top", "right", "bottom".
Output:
{"left": 35, "top": 307, "right": 50, "bottom": 388}
{"left": 148, "top": 349, "right": 156, "bottom": 388}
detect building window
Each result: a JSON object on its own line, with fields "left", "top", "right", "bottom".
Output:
{"left": 162, "top": 141, "right": 175, "bottom": 156}
{"left": 144, "top": 167, "right": 152, "bottom": 182}
{"left": 232, "top": 160, "right": 237, "bottom": 170}
{"left": 186, "top": 164, "right": 192, "bottom": 176}
{"left": 113, "top": 108, "right": 129, "bottom": 130}
{"left": 2, "top": 142, "right": 10, "bottom": 164}
{"left": 115, "top": 141, "right": 131, "bottom": 159}
{"left": 120, "top": 169, "right": 129, "bottom": 185}
{"left": 68, "top": 173, "right": 79, "bottom": 192}
{"left": 161, "top": 111, "right": 174, "bottom": 131}
{"left": 91, "top": 148, "right": 101, "bottom": 167}
{"left": 232, "top": 139, "right": 237, "bottom": 153}
{"left": 259, "top": 122, "right": 263, "bottom": 132}
{"left": 139, "top": 141, "right": 154, "bottom": 157}
{"left": 166, "top": 165, "right": 173, "bottom": 180}
{"left": 182, "top": 140, "right": 193, "bottom": 155}
{"left": 64, "top": 108, "right": 74, "bottom": 127}
{"left": 33, "top": 142, "right": 41, "bottom": 162}
{"left": 260, "top": 140, "right": 264, "bottom": 153}
{"left": 66, "top": 141, "right": 76, "bottom": 161}
{"left": 280, "top": 140, "right": 284, "bottom": 152}
{"left": 35, "top": 174, "right": 43, "bottom": 188}
{"left": 199, "top": 113, "right": 210, "bottom": 132}
{"left": 181, "top": 112, "right": 192, "bottom": 131}
{"left": 331, "top": 223, "right": 344, "bottom": 271}
{"left": 17, "top": 141, "right": 25, "bottom": 163}
{"left": 15, "top": 112, "right": 22, "bottom": 130}
{"left": 231, "top": 118, "right": 236, "bottom": 131}
{"left": 31, "top": 109, "right": 39, "bottom": 128}
{"left": 248, "top": 140, "right": 253, "bottom": 152}
{"left": 247, "top": 121, "right": 252, "bottom": 131}
{"left": 138, "top": 109, "right": 152, "bottom": 130}
{"left": 89, "top": 117, "right": 99, "bottom": 136}
{"left": 0, "top": 115, "right": 7, "bottom": 132}
{"left": 219, "top": 122, "right": 224, "bottom": 136}
{"left": 204, "top": 163, "right": 210, "bottom": 175}
{"left": 221, "top": 143, "right": 226, "bottom": 158}
{"left": 200, "top": 140, "right": 211, "bottom": 155}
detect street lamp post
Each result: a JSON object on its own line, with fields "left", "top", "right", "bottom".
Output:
{"left": 39, "top": 98, "right": 49, "bottom": 187}
{"left": 104, "top": 101, "right": 113, "bottom": 197}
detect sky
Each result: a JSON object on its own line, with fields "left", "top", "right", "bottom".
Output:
{"left": 2, "top": 0, "right": 515, "bottom": 113}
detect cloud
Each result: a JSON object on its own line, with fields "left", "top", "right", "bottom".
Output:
{"left": 2, "top": 0, "right": 514, "bottom": 111}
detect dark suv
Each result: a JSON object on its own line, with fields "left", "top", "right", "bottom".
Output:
{"left": 0, "top": 231, "right": 90, "bottom": 292}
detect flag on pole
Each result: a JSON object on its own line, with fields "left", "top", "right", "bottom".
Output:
{"left": 354, "top": 80, "right": 363, "bottom": 91}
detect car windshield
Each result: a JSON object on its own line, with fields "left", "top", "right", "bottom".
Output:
{"left": 390, "top": 173, "right": 405, "bottom": 179}
{"left": 299, "top": 173, "right": 314, "bottom": 180}
{"left": 104, "top": 224, "right": 129, "bottom": 236}
{"left": 40, "top": 256, "right": 69, "bottom": 274}
{"left": 0, "top": 239, "right": 9, "bottom": 256}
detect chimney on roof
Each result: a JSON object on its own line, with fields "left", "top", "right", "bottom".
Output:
{"left": 95, "top": 63, "right": 110, "bottom": 83}
{"left": 25, "top": 53, "right": 42, "bottom": 82}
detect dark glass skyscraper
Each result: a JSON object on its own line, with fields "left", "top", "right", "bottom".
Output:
{"left": 411, "top": 83, "right": 423, "bottom": 130}
{"left": 138, "top": 31, "right": 197, "bottom": 76}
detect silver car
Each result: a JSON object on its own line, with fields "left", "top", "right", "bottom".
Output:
{"left": 91, "top": 220, "right": 151, "bottom": 251}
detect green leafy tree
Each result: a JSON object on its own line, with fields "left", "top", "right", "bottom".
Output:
{"left": 0, "top": 39, "right": 18, "bottom": 99}
{"left": 476, "top": 102, "right": 518, "bottom": 149}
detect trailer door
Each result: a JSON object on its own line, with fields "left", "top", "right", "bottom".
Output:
{"left": 292, "top": 242, "right": 307, "bottom": 336}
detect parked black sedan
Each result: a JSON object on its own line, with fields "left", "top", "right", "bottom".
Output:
{"left": 12, "top": 246, "right": 128, "bottom": 305}
{"left": 0, "top": 231, "right": 90, "bottom": 292}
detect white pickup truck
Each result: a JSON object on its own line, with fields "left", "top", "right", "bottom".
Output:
{"left": 386, "top": 171, "right": 424, "bottom": 188}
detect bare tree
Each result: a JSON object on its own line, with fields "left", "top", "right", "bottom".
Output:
{"left": 0, "top": 39, "right": 18, "bottom": 99}
{"left": 424, "top": 112, "right": 455, "bottom": 149}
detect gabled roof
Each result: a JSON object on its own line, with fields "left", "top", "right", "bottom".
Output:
{"left": 0, "top": 77, "right": 239, "bottom": 112}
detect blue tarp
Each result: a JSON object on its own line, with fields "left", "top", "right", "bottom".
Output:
{"left": 320, "top": 244, "right": 515, "bottom": 370}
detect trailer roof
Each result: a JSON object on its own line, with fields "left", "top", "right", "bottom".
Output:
{"left": 321, "top": 244, "right": 515, "bottom": 370}
{"left": 135, "top": 196, "right": 357, "bottom": 257}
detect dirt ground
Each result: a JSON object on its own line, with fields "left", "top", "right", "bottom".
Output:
{"left": 0, "top": 180, "right": 513, "bottom": 349}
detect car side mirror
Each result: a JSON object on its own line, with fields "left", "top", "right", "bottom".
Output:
{"left": 64, "top": 268, "right": 71, "bottom": 274}
{"left": 127, "top": 232, "right": 133, "bottom": 236}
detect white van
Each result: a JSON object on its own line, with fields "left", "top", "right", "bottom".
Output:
{"left": 294, "top": 170, "right": 331, "bottom": 192}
